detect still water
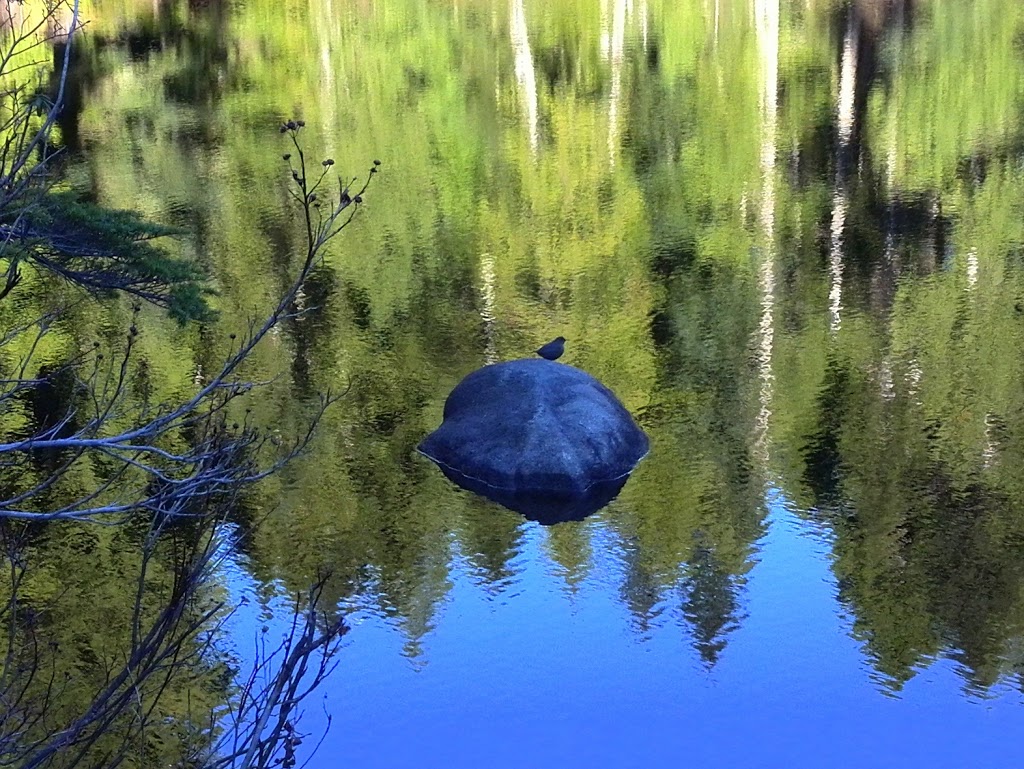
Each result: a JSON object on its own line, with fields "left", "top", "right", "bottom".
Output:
{"left": 52, "top": 0, "right": 1024, "bottom": 765}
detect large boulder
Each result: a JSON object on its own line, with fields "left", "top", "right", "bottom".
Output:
{"left": 418, "top": 359, "right": 649, "bottom": 524}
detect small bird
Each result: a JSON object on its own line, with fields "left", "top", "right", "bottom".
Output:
{"left": 536, "top": 336, "right": 566, "bottom": 361}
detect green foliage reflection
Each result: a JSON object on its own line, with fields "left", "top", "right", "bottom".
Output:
{"left": 26, "top": 0, "right": 1024, "bottom": 701}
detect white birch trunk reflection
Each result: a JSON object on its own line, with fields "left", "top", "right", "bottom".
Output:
{"left": 827, "top": 187, "right": 847, "bottom": 333}
{"left": 607, "top": 0, "right": 627, "bottom": 165}
{"left": 510, "top": 0, "right": 539, "bottom": 155}
{"left": 315, "top": 0, "right": 337, "bottom": 144}
{"left": 754, "top": 0, "right": 779, "bottom": 461}
{"left": 480, "top": 253, "right": 499, "bottom": 364}
{"left": 837, "top": 21, "right": 857, "bottom": 146}
{"left": 715, "top": 0, "right": 721, "bottom": 48}
{"left": 640, "top": 0, "right": 648, "bottom": 52}
{"left": 829, "top": 18, "right": 857, "bottom": 334}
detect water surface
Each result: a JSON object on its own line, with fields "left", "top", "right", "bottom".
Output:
{"left": 48, "top": 0, "right": 1024, "bottom": 765}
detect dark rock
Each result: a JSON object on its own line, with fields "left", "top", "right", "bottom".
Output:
{"left": 418, "top": 359, "right": 649, "bottom": 524}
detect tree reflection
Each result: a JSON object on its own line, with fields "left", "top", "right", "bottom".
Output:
{"left": 41, "top": 0, "right": 1024, "bottom": 697}
{"left": 682, "top": 532, "right": 742, "bottom": 666}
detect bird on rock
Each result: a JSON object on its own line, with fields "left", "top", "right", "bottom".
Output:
{"left": 536, "top": 336, "right": 566, "bottom": 361}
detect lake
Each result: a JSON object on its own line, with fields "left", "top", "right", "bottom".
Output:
{"left": 13, "top": 0, "right": 1024, "bottom": 766}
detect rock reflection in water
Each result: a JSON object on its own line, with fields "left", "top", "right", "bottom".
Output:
{"left": 418, "top": 359, "right": 649, "bottom": 525}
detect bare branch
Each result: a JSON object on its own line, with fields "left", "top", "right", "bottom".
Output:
{"left": 0, "top": 8, "right": 372, "bottom": 764}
